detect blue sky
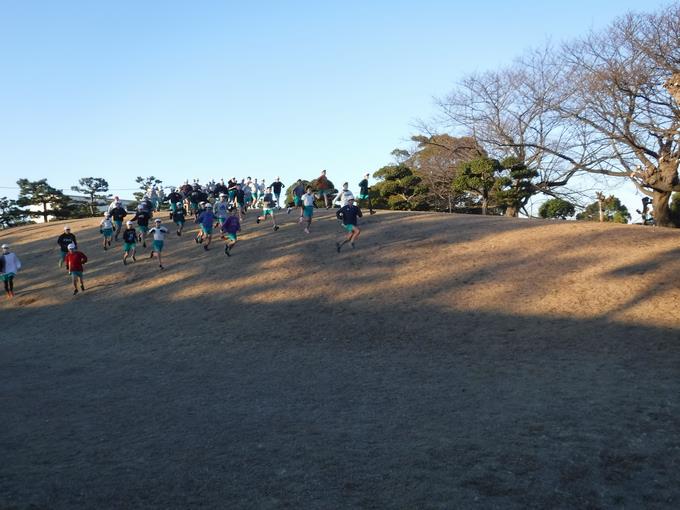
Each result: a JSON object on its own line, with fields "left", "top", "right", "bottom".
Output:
{"left": 0, "top": 0, "right": 669, "bottom": 217}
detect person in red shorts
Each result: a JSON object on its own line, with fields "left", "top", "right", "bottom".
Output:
{"left": 64, "top": 243, "right": 88, "bottom": 295}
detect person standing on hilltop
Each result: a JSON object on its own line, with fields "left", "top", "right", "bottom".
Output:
{"left": 335, "top": 197, "right": 363, "bottom": 252}
{"left": 57, "top": 226, "right": 77, "bottom": 269}
{"left": 316, "top": 169, "right": 332, "bottom": 209}
{"left": 0, "top": 244, "right": 21, "bottom": 299}
{"left": 64, "top": 243, "right": 87, "bottom": 295}
{"left": 358, "top": 173, "right": 375, "bottom": 215}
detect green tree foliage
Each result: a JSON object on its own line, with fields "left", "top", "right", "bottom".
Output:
{"left": 134, "top": 176, "right": 163, "bottom": 202}
{"left": 539, "top": 198, "right": 576, "bottom": 219}
{"left": 576, "top": 194, "right": 631, "bottom": 223}
{"left": 71, "top": 177, "right": 110, "bottom": 215}
{"left": 452, "top": 157, "right": 506, "bottom": 215}
{"left": 16, "top": 179, "right": 71, "bottom": 223}
{"left": 371, "top": 164, "right": 429, "bottom": 211}
{"left": 0, "top": 197, "right": 30, "bottom": 229}
{"left": 494, "top": 157, "right": 540, "bottom": 217}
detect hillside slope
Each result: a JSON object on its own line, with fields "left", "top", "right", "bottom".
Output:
{"left": 2, "top": 210, "right": 680, "bottom": 508}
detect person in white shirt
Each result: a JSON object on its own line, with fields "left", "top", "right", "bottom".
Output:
{"left": 300, "top": 186, "right": 317, "bottom": 234}
{"left": 334, "top": 182, "right": 355, "bottom": 208}
{"left": 147, "top": 218, "right": 169, "bottom": 270}
{"left": 100, "top": 212, "right": 114, "bottom": 250}
{"left": 0, "top": 244, "right": 21, "bottom": 298}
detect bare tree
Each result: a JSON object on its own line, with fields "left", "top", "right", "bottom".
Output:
{"left": 547, "top": 5, "right": 680, "bottom": 226}
{"left": 434, "top": 49, "right": 580, "bottom": 216}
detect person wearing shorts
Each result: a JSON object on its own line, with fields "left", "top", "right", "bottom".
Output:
{"left": 271, "top": 177, "right": 285, "bottom": 209}
{"left": 172, "top": 205, "right": 187, "bottom": 236}
{"left": 131, "top": 206, "right": 152, "bottom": 248}
{"left": 100, "top": 212, "right": 114, "bottom": 250}
{"left": 109, "top": 201, "right": 127, "bottom": 240}
{"left": 256, "top": 187, "right": 279, "bottom": 231}
{"left": 122, "top": 221, "right": 138, "bottom": 265}
{"left": 64, "top": 243, "right": 87, "bottom": 295}
{"left": 0, "top": 244, "right": 21, "bottom": 299}
{"left": 316, "top": 169, "right": 332, "bottom": 208}
{"left": 300, "top": 186, "right": 316, "bottom": 234}
{"left": 147, "top": 218, "right": 169, "bottom": 270}
{"left": 358, "top": 173, "right": 375, "bottom": 214}
{"left": 288, "top": 179, "right": 305, "bottom": 216}
{"left": 221, "top": 209, "right": 241, "bottom": 256}
{"left": 196, "top": 203, "right": 215, "bottom": 250}
{"left": 335, "top": 197, "right": 363, "bottom": 252}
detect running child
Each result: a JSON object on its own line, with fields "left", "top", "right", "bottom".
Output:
{"left": 316, "top": 169, "right": 332, "bottom": 208}
{"left": 64, "top": 243, "right": 87, "bottom": 295}
{"left": 147, "top": 218, "right": 169, "bottom": 270}
{"left": 271, "top": 177, "right": 285, "bottom": 209}
{"left": 256, "top": 187, "right": 279, "bottom": 231}
{"left": 358, "top": 173, "right": 376, "bottom": 214}
{"left": 100, "top": 212, "right": 114, "bottom": 250}
{"left": 57, "top": 226, "right": 77, "bottom": 269}
{"left": 131, "top": 205, "right": 152, "bottom": 248}
{"left": 122, "top": 220, "right": 138, "bottom": 265}
{"left": 109, "top": 201, "right": 128, "bottom": 240}
{"left": 221, "top": 208, "right": 241, "bottom": 256}
{"left": 335, "top": 197, "right": 363, "bottom": 252}
{"left": 288, "top": 179, "right": 305, "bottom": 216}
{"left": 300, "top": 186, "right": 316, "bottom": 234}
{"left": 172, "top": 204, "right": 187, "bottom": 236}
{"left": 196, "top": 203, "right": 215, "bottom": 250}
{"left": 0, "top": 244, "right": 21, "bottom": 299}
{"left": 334, "top": 182, "right": 355, "bottom": 208}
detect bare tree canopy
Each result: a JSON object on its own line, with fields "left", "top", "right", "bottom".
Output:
{"left": 434, "top": 3, "right": 680, "bottom": 225}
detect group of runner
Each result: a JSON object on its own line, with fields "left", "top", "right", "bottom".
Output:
{"left": 0, "top": 171, "right": 376, "bottom": 299}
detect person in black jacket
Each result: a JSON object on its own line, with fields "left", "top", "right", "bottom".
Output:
{"left": 109, "top": 202, "right": 128, "bottom": 240}
{"left": 335, "top": 198, "right": 363, "bottom": 252}
{"left": 57, "top": 226, "right": 77, "bottom": 268}
{"left": 358, "top": 173, "right": 375, "bottom": 215}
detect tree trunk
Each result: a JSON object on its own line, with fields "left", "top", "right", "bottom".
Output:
{"left": 42, "top": 201, "right": 49, "bottom": 223}
{"left": 652, "top": 190, "right": 673, "bottom": 227}
{"left": 505, "top": 205, "right": 518, "bottom": 217}
{"left": 481, "top": 196, "right": 488, "bottom": 215}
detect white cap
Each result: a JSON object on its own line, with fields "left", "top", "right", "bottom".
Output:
{"left": 64, "top": 225, "right": 71, "bottom": 230}
{"left": 154, "top": 218, "right": 162, "bottom": 223}
{"left": 104, "top": 212, "right": 110, "bottom": 216}
{"left": 1, "top": 244, "right": 9, "bottom": 250}
{"left": 126, "top": 220, "right": 133, "bottom": 225}
{"left": 67, "top": 243, "right": 76, "bottom": 250}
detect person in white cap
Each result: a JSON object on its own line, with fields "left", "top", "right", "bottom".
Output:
{"left": 100, "top": 212, "right": 114, "bottom": 250}
{"left": 333, "top": 182, "right": 355, "bottom": 208}
{"left": 122, "top": 220, "right": 138, "bottom": 265}
{"left": 56, "top": 226, "right": 77, "bottom": 269}
{"left": 64, "top": 242, "right": 87, "bottom": 295}
{"left": 214, "top": 193, "right": 229, "bottom": 228}
{"left": 0, "top": 244, "right": 21, "bottom": 299}
{"left": 147, "top": 218, "right": 169, "bottom": 270}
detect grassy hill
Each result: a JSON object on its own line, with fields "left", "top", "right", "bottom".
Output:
{"left": 2, "top": 210, "right": 680, "bottom": 508}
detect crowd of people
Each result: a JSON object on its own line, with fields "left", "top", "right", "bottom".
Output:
{"left": 0, "top": 170, "right": 375, "bottom": 299}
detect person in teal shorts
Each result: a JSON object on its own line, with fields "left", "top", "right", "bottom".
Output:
{"left": 100, "top": 212, "right": 114, "bottom": 250}
{"left": 256, "top": 187, "right": 279, "bottom": 231}
{"left": 122, "top": 221, "right": 138, "bottom": 265}
{"left": 147, "top": 218, "right": 169, "bottom": 270}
